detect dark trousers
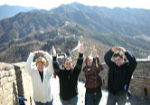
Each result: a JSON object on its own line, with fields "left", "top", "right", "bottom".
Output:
{"left": 107, "top": 91, "right": 127, "bottom": 105}
{"left": 85, "top": 92, "right": 102, "bottom": 105}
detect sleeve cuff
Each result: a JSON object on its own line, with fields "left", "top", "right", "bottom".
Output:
{"left": 124, "top": 51, "right": 131, "bottom": 58}
{"left": 110, "top": 49, "right": 114, "bottom": 53}
{"left": 53, "top": 56, "right": 57, "bottom": 61}
{"left": 79, "top": 53, "right": 83, "bottom": 58}
{"left": 124, "top": 51, "right": 129, "bottom": 55}
{"left": 93, "top": 58, "right": 96, "bottom": 63}
{"left": 96, "top": 57, "right": 100, "bottom": 63}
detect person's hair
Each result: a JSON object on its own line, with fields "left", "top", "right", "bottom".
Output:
{"left": 63, "top": 49, "right": 72, "bottom": 64}
{"left": 63, "top": 57, "right": 72, "bottom": 64}
{"left": 112, "top": 51, "right": 124, "bottom": 59}
{"left": 85, "top": 56, "right": 93, "bottom": 65}
{"left": 35, "top": 57, "right": 46, "bottom": 67}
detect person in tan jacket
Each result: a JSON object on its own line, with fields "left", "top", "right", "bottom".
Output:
{"left": 83, "top": 49, "right": 103, "bottom": 105}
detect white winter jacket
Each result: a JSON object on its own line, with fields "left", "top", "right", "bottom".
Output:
{"left": 26, "top": 52, "right": 53, "bottom": 103}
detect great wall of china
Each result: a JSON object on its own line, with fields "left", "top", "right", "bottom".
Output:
{"left": 0, "top": 59, "right": 150, "bottom": 105}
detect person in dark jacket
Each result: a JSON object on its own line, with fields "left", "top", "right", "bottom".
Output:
{"left": 104, "top": 46, "right": 137, "bottom": 105}
{"left": 83, "top": 49, "right": 103, "bottom": 105}
{"left": 52, "top": 44, "right": 84, "bottom": 105}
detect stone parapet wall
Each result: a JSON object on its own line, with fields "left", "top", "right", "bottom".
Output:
{"left": 0, "top": 63, "right": 19, "bottom": 105}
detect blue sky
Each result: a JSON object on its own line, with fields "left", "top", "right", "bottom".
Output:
{"left": 0, "top": 0, "right": 150, "bottom": 10}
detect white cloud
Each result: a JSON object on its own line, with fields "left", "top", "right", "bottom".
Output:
{"left": 0, "top": 0, "right": 150, "bottom": 10}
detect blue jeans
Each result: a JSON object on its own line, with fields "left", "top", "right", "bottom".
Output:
{"left": 85, "top": 92, "right": 102, "bottom": 105}
{"left": 60, "top": 96, "right": 78, "bottom": 105}
{"left": 35, "top": 101, "right": 53, "bottom": 105}
{"left": 107, "top": 91, "right": 127, "bottom": 105}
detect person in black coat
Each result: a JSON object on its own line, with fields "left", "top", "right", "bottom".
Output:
{"left": 52, "top": 44, "right": 84, "bottom": 105}
{"left": 104, "top": 46, "right": 137, "bottom": 105}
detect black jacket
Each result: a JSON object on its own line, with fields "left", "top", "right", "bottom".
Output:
{"left": 104, "top": 49, "right": 137, "bottom": 94}
{"left": 53, "top": 53, "right": 83, "bottom": 100}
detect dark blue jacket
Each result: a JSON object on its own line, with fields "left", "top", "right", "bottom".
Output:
{"left": 104, "top": 49, "right": 137, "bottom": 94}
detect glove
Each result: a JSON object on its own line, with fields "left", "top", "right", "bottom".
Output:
{"left": 124, "top": 84, "right": 128, "bottom": 90}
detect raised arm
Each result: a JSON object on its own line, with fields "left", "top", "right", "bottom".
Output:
{"left": 104, "top": 49, "right": 114, "bottom": 68}
{"left": 26, "top": 52, "right": 35, "bottom": 75}
{"left": 53, "top": 56, "right": 62, "bottom": 76}
{"left": 125, "top": 51, "right": 137, "bottom": 70}
{"left": 74, "top": 53, "right": 83, "bottom": 74}
{"left": 52, "top": 46, "right": 62, "bottom": 76}
{"left": 92, "top": 49, "right": 103, "bottom": 73}
{"left": 74, "top": 43, "right": 84, "bottom": 75}
{"left": 44, "top": 52, "right": 53, "bottom": 76}
{"left": 124, "top": 51, "right": 137, "bottom": 89}
{"left": 96, "top": 57, "right": 103, "bottom": 73}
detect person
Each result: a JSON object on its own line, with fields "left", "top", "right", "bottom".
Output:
{"left": 52, "top": 44, "right": 84, "bottom": 105}
{"left": 26, "top": 50, "right": 53, "bottom": 105}
{"left": 104, "top": 46, "right": 137, "bottom": 105}
{"left": 83, "top": 49, "right": 103, "bottom": 105}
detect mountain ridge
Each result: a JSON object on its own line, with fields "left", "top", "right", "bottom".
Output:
{"left": 0, "top": 3, "right": 150, "bottom": 62}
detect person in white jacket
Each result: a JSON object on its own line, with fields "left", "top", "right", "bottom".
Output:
{"left": 26, "top": 50, "right": 53, "bottom": 105}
